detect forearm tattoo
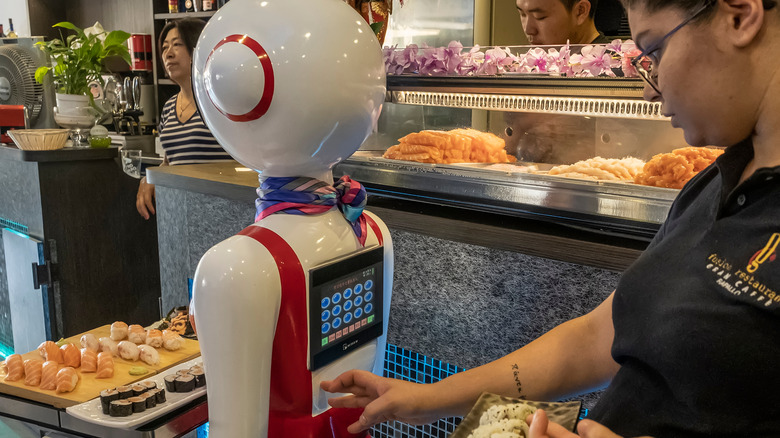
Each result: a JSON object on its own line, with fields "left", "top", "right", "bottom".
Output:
{"left": 510, "top": 363, "right": 527, "bottom": 399}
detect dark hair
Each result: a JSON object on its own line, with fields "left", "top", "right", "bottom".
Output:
{"left": 560, "top": 0, "right": 600, "bottom": 18}
{"left": 619, "top": 0, "right": 775, "bottom": 18}
{"left": 158, "top": 18, "right": 207, "bottom": 60}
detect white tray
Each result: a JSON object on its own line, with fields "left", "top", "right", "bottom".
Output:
{"left": 65, "top": 357, "right": 206, "bottom": 429}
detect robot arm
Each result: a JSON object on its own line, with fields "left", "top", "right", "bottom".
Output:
{"left": 192, "top": 234, "right": 281, "bottom": 438}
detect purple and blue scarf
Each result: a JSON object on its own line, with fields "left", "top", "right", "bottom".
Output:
{"left": 255, "top": 175, "right": 369, "bottom": 246}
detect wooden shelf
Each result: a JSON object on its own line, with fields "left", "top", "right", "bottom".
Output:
{"left": 153, "top": 11, "right": 217, "bottom": 20}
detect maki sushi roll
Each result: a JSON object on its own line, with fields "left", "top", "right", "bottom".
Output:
{"left": 132, "top": 384, "right": 146, "bottom": 397}
{"left": 174, "top": 374, "right": 196, "bottom": 393}
{"left": 164, "top": 374, "right": 177, "bottom": 392}
{"left": 190, "top": 369, "right": 206, "bottom": 388}
{"left": 116, "top": 385, "right": 133, "bottom": 400}
{"left": 176, "top": 369, "right": 191, "bottom": 377}
{"left": 100, "top": 388, "right": 119, "bottom": 415}
{"left": 128, "top": 396, "right": 146, "bottom": 413}
{"left": 143, "top": 391, "right": 157, "bottom": 409}
{"left": 141, "top": 381, "right": 157, "bottom": 391}
{"left": 155, "top": 388, "right": 167, "bottom": 403}
{"left": 109, "top": 399, "right": 133, "bottom": 417}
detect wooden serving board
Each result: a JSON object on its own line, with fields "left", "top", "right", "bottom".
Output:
{"left": 0, "top": 325, "right": 200, "bottom": 408}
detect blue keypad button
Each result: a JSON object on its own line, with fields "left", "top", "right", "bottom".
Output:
{"left": 332, "top": 292, "right": 341, "bottom": 304}
{"left": 344, "top": 312, "right": 353, "bottom": 324}
{"left": 321, "top": 310, "right": 330, "bottom": 322}
{"left": 333, "top": 317, "right": 342, "bottom": 329}
{"left": 344, "top": 300, "right": 353, "bottom": 311}
{"left": 321, "top": 322, "right": 330, "bottom": 334}
{"left": 365, "top": 303, "right": 373, "bottom": 314}
{"left": 332, "top": 305, "right": 342, "bottom": 316}
{"left": 343, "top": 288, "right": 352, "bottom": 299}
{"left": 354, "top": 308, "right": 363, "bottom": 318}
{"left": 354, "top": 296, "right": 363, "bottom": 307}
{"left": 321, "top": 297, "right": 330, "bottom": 309}
{"left": 364, "top": 280, "right": 373, "bottom": 290}
{"left": 365, "top": 292, "right": 373, "bottom": 302}
{"left": 354, "top": 284, "right": 363, "bottom": 294}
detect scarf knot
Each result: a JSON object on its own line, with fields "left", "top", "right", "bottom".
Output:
{"left": 255, "top": 175, "right": 369, "bottom": 246}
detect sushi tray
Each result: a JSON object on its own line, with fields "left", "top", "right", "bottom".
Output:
{"left": 65, "top": 357, "right": 206, "bottom": 429}
{"left": 449, "top": 392, "right": 582, "bottom": 438}
{"left": 0, "top": 325, "right": 200, "bottom": 408}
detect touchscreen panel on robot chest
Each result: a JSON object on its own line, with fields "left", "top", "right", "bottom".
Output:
{"left": 308, "top": 247, "right": 384, "bottom": 371}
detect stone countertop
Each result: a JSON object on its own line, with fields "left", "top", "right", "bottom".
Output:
{"left": 147, "top": 161, "right": 257, "bottom": 203}
{"left": 0, "top": 145, "right": 120, "bottom": 163}
{"left": 147, "top": 161, "right": 646, "bottom": 271}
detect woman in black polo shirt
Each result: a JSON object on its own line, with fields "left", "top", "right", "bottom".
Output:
{"left": 322, "top": 1, "right": 780, "bottom": 437}
{"left": 136, "top": 18, "right": 233, "bottom": 220}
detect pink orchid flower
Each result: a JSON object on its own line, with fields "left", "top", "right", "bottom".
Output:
{"left": 579, "top": 44, "right": 616, "bottom": 77}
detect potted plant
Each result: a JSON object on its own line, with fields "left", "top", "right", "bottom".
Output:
{"left": 34, "top": 21, "right": 131, "bottom": 116}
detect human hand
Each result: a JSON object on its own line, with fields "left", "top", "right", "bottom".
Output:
{"left": 526, "top": 410, "right": 652, "bottom": 438}
{"left": 136, "top": 177, "right": 156, "bottom": 219}
{"left": 321, "top": 370, "right": 443, "bottom": 434}
{"left": 526, "top": 409, "right": 579, "bottom": 438}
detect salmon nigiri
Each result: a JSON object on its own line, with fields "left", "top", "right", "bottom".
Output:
{"left": 95, "top": 352, "right": 114, "bottom": 379}
{"left": 3, "top": 354, "right": 23, "bottom": 382}
{"left": 127, "top": 324, "right": 146, "bottom": 344}
{"left": 60, "top": 343, "right": 80, "bottom": 368}
{"left": 39, "top": 360, "right": 58, "bottom": 390}
{"left": 38, "top": 341, "right": 64, "bottom": 364}
{"left": 55, "top": 366, "right": 79, "bottom": 393}
{"left": 23, "top": 359, "right": 43, "bottom": 386}
{"left": 80, "top": 348, "right": 97, "bottom": 373}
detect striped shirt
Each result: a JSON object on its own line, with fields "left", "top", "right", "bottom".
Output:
{"left": 159, "top": 94, "right": 234, "bottom": 165}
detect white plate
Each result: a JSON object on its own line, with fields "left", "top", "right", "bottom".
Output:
{"left": 65, "top": 357, "right": 206, "bottom": 430}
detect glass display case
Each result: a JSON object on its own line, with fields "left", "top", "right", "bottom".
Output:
{"left": 336, "top": 75, "right": 690, "bottom": 240}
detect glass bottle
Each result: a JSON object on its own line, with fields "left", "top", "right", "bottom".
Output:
{"left": 202, "top": 0, "right": 214, "bottom": 11}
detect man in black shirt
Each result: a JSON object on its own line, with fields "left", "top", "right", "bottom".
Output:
{"left": 515, "top": 0, "right": 611, "bottom": 45}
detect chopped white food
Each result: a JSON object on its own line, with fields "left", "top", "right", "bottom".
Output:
{"left": 467, "top": 403, "right": 537, "bottom": 438}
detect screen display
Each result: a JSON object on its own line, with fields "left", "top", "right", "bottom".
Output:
{"left": 309, "top": 247, "right": 384, "bottom": 370}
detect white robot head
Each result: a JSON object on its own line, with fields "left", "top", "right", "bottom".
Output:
{"left": 192, "top": 0, "right": 386, "bottom": 178}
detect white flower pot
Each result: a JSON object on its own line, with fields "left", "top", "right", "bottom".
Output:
{"left": 55, "top": 93, "right": 93, "bottom": 117}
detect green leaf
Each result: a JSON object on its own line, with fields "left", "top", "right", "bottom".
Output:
{"left": 104, "top": 30, "right": 131, "bottom": 47}
{"left": 34, "top": 66, "right": 51, "bottom": 84}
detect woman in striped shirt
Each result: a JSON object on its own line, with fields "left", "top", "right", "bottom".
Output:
{"left": 136, "top": 18, "right": 233, "bottom": 219}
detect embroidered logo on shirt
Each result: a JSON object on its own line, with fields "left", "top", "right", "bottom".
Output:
{"left": 746, "top": 233, "right": 779, "bottom": 273}
{"left": 706, "top": 251, "right": 779, "bottom": 308}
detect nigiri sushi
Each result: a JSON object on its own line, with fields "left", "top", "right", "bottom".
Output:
{"left": 137, "top": 344, "right": 160, "bottom": 366}
{"left": 145, "top": 329, "right": 163, "bottom": 348}
{"left": 162, "top": 330, "right": 184, "bottom": 351}
{"left": 81, "top": 348, "right": 97, "bottom": 373}
{"left": 127, "top": 325, "right": 146, "bottom": 344}
{"left": 60, "top": 343, "right": 80, "bottom": 368}
{"left": 80, "top": 333, "right": 99, "bottom": 352}
{"left": 3, "top": 354, "right": 24, "bottom": 382}
{"left": 38, "top": 340, "right": 64, "bottom": 364}
{"left": 39, "top": 360, "right": 58, "bottom": 390}
{"left": 118, "top": 341, "right": 140, "bottom": 361}
{"left": 23, "top": 359, "right": 43, "bottom": 386}
{"left": 56, "top": 366, "right": 79, "bottom": 393}
{"left": 110, "top": 321, "right": 129, "bottom": 341}
{"left": 96, "top": 352, "right": 114, "bottom": 379}
{"left": 98, "top": 337, "right": 119, "bottom": 357}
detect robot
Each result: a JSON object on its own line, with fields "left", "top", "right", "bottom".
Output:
{"left": 189, "top": 0, "right": 390, "bottom": 436}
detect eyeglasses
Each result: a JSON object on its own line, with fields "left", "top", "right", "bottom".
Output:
{"left": 631, "top": 1, "right": 714, "bottom": 94}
